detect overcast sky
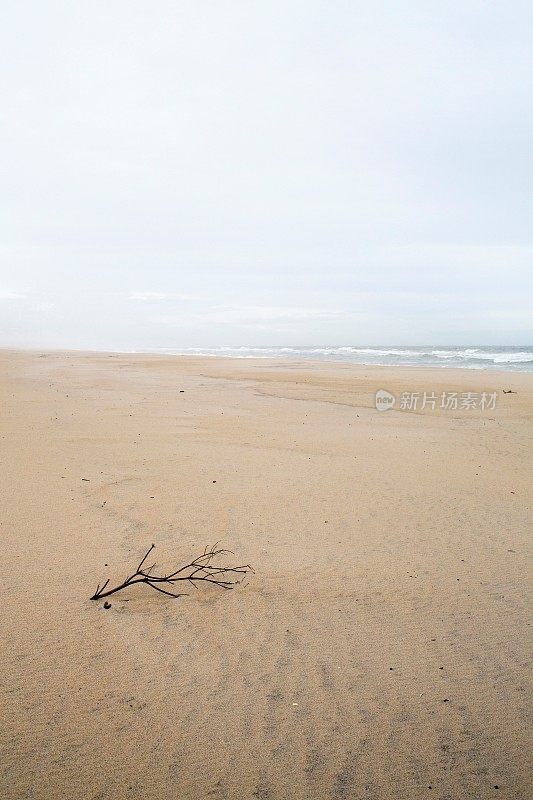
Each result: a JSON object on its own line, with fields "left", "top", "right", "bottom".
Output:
{"left": 1, "top": 1, "right": 532, "bottom": 349}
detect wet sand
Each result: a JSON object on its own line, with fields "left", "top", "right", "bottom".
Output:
{"left": 1, "top": 350, "right": 531, "bottom": 800}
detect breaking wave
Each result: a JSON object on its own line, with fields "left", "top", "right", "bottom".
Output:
{"left": 156, "top": 346, "right": 533, "bottom": 371}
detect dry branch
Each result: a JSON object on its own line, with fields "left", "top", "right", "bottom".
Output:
{"left": 91, "top": 543, "right": 253, "bottom": 601}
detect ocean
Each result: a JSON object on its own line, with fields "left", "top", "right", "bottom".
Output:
{"left": 157, "top": 346, "right": 533, "bottom": 371}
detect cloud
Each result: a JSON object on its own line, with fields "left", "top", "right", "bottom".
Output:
{"left": 0, "top": 290, "right": 27, "bottom": 300}
{"left": 128, "top": 292, "right": 193, "bottom": 302}
{"left": 203, "top": 305, "right": 349, "bottom": 324}
{"left": 155, "top": 304, "right": 351, "bottom": 328}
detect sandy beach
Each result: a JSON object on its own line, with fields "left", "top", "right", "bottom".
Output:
{"left": 0, "top": 349, "right": 531, "bottom": 800}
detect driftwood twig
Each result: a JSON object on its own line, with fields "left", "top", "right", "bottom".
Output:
{"left": 91, "top": 543, "right": 253, "bottom": 601}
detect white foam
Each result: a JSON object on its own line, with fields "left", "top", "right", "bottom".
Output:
{"left": 153, "top": 346, "right": 533, "bottom": 370}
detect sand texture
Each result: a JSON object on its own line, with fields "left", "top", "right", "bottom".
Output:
{"left": 0, "top": 350, "right": 531, "bottom": 800}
